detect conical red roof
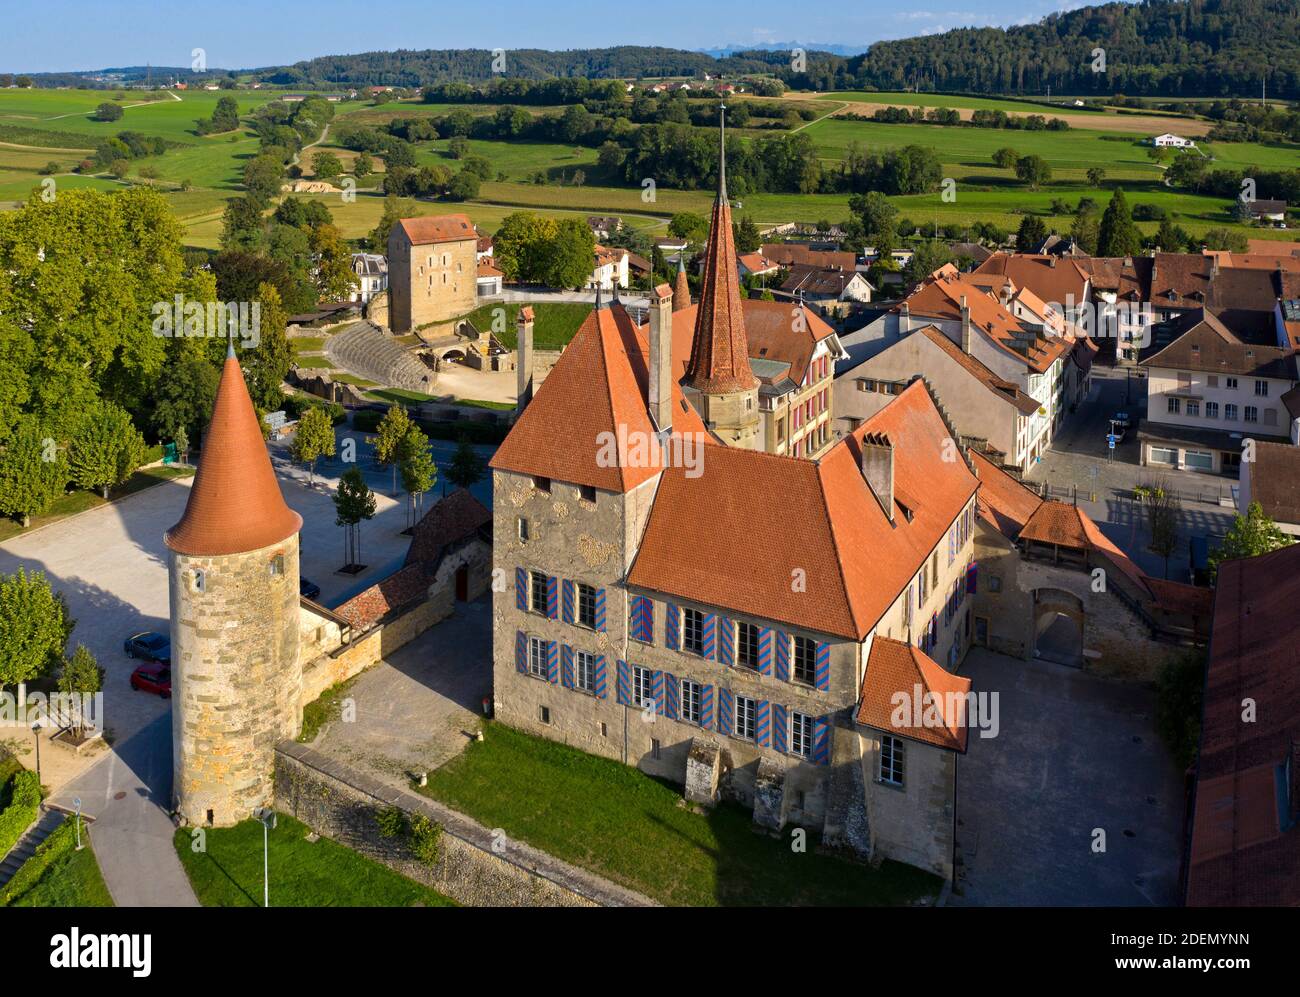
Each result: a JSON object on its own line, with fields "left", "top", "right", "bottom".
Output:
{"left": 684, "top": 108, "right": 757, "bottom": 395}
{"left": 165, "top": 353, "right": 302, "bottom": 557}
{"left": 673, "top": 259, "right": 691, "bottom": 312}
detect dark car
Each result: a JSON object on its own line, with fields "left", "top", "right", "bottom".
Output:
{"left": 299, "top": 577, "right": 321, "bottom": 600}
{"left": 130, "top": 662, "right": 171, "bottom": 698}
{"left": 124, "top": 631, "right": 170, "bottom": 664}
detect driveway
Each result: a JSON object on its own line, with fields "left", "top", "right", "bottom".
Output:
{"left": 953, "top": 648, "right": 1184, "bottom": 907}
{"left": 310, "top": 595, "right": 492, "bottom": 789}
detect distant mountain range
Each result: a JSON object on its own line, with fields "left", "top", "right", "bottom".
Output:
{"left": 12, "top": 0, "right": 1300, "bottom": 97}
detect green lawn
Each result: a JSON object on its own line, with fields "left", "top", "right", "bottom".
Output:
{"left": 422, "top": 723, "right": 942, "bottom": 907}
{"left": 364, "top": 387, "right": 436, "bottom": 404}
{"left": 173, "top": 813, "right": 455, "bottom": 907}
{"left": 416, "top": 137, "right": 603, "bottom": 182}
{"left": 1, "top": 820, "right": 113, "bottom": 907}
{"left": 292, "top": 354, "right": 335, "bottom": 369}
{"left": 454, "top": 300, "right": 592, "bottom": 350}
{"left": 824, "top": 90, "right": 1102, "bottom": 115}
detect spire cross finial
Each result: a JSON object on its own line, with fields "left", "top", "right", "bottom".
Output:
{"left": 226, "top": 309, "right": 235, "bottom": 359}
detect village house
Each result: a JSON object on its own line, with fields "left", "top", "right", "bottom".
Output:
{"left": 348, "top": 252, "right": 388, "bottom": 305}
{"left": 1152, "top": 132, "right": 1195, "bottom": 148}
{"left": 778, "top": 265, "right": 874, "bottom": 308}
{"left": 387, "top": 213, "right": 479, "bottom": 332}
{"left": 590, "top": 244, "right": 630, "bottom": 290}
{"left": 1138, "top": 309, "right": 1299, "bottom": 475}
{"left": 488, "top": 113, "right": 983, "bottom": 880}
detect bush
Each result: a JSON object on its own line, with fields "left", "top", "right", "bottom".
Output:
{"left": 283, "top": 394, "right": 346, "bottom": 426}
{"left": 0, "top": 770, "right": 42, "bottom": 859}
{"left": 409, "top": 814, "right": 441, "bottom": 866}
{"left": 375, "top": 806, "right": 406, "bottom": 838}
{"left": 1156, "top": 653, "right": 1206, "bottom": 770}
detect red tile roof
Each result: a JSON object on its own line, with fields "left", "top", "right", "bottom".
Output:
{"left": 915, "top": 326, "right": 1041, "bottom": 416}
{"left": 1186, "top": 542, "right": 1300, "bottom": 906}
{"left": 489, "top": 302, "right": 709, "bottom": 493}
{"left": 857, "top": 636, "right": 972, "bottom": 751}
{"left": 673, "top": 262, "right": 691, "bottom": 312}
{"left": 974, "top": 253, "right": 1090, "bottom": 310}
{"left": 404, "top": 488, "right": 491, "bottom": 570}
{"left": 970, "top": 450, "right": 1042, "bottom": 538}
{"left": 761, "top": 243, "right": 856, "bottom": 271}
{"left": 627, "top": 381, "right": 979, "bottom": 639}
{"left": 396, "top": 213, "right": 477, "bottom": 246}
{"left": 334, "top": 562, "right": 429, "bottom": 631}
{"left": 685, "top": 188, "right": 757, "bottom": 393}
{"left": 165, "top": 353, "right": 302, "bottom": 557}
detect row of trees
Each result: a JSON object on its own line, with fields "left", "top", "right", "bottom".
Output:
{"left": 492, "top": 212, "right": 597, "bottom": 288}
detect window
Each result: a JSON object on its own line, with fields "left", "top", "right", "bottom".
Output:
{"left": 1185, "top": 450, "right": 1214, "bottom": 471}
{"left": 880, "top": 734, "right": 905, "bottom": 786}
{"left": 1177, "top": 371, "right": 1192, "bottom": 389}
{"left": 790, "top": 711, "right": 814, "bottom": 758}
{"left": 528, "top": 636, "right": 547, "bottom": 678}
{"left": 529, "top": 570, "right": 549, "bottom": 615}
{"left": 532, "top": 475, "right": 551, "bottom": 493}
{"left": 269, "top": 554, "right": 284, "bottom": 576}
{"left": 1225, "top": 403, "right": 1239, "bottom": 421}
{"left": 576, "top": 582, "right": 597, "bottom": 628}
{"left": 191, "top": 569, "right": 204, "bottom": 593}
{"left": 575, "top": 651, "right": 595, "bottom": 692}
{"left": 1186, "top": 400, "right": 1199, "bottom": 417}
{"left": 1265, "top": 409, "right": 1277, "bottom": 426}
{"left": 651, "top": 738, "right": 661, "bottom": 760}
{"left": 1167, "top": 397, "right": 1181, "bottom": 415}
{"left": 633, "top": 666, "right": 655, "bottom": 709}
{"left": 1255, "top": 380, "right": 1269, "bottom": 397}
{"left": 988, "top": 574, "right": 1002, "bottom": 593}
{"left": 1207, "top": 375, "right": 1219, "bottom": 388}
{"left": 737, "top": 621, "right": 759, "bottom": 669}
{"left": 1205, "top": 401, "right": 1219, "bottom": 419}
{"left": 517, "top": 517, "right": 530, "bottom": 542}
{"left": 931, "top": 551, "right": 939, "bottom": 589}
{"left": 1226, "top": 377, "right": 1238, "bottom": 390}
{"left": 734, "top": 695, "right": 756, "bottom": 741}
{"left": 579, "top": 484, "right": 597, "bottom": 504}
{"left": 793, "top": 635, "right": 817, "bottom": 685}
{"left": 1245, "top": 406, "right": 1259, "bottom": 424}
{"left": 539, "top": 705, "right": 551, "bottom": 724}
{"left": 1150, "top": 447, "right": 1178, "bottom": 465}
{"left": 681, "top": 679, "right": 702, "bottom": 725}
{"left": 682, "top": 607, "right": 705, "bottom": 655}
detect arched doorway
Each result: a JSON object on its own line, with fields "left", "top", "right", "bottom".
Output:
{"left": 1032, "top": 588, "right": 1084, "bottom": 667}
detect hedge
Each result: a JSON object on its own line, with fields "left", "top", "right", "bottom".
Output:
{"left": 0, "top": 770, "right": 42, "bottom": 860}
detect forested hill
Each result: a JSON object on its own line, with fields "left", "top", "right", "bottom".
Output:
{"left": 267, "top": 47, "right": 797, "bottom": 87}
{"left": 812, "top": 0, "right": 1300, "bottom": 98}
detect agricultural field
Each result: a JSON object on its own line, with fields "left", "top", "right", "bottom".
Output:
{"left": 823, "top": 90, "right": 1098, "bottom": 115}
{"left": 414, "top": 137, "right": 602, "bottom": 182}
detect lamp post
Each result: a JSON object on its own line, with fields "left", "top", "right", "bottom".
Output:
{"left": 254, "top": 807, "right": 276, "bottom": 908}
{"left": 73, "top": 797, "right": 83, "bottom": 851}
{"left": 30, "top": 721, "right": 40, "bottom": 787}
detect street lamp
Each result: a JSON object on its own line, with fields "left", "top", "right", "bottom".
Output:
{"left": 30, "top": 721, "right": 40, "bottom": 787}
{"left": 73, "top": 797, "right": 83, "bottom": 851}
{"left": 254, "top": 807, "right": 276, "bottom": 908}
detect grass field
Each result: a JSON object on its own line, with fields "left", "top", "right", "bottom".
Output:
{"left": 422, "top": 722, "right": 942, "bottom": 907}
{"left": 414, "top": 137, "right": 602, "bottom": 182}
{"left": 1, "top": 820, "right": 113, "bottom": 908}
{"left": 824, "top": 90, "right": 1101, "bottom": 115}
{"left": 456, "top": 300, "right": 593, "bottom": 349}
{"left": 173, "top": 812, "right": 456, "bottom": 907}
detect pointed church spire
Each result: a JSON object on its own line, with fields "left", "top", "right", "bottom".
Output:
{"left": 673, "top": 256, "right": 691, "bottom": 311}
{"left": 683, "top": 103, "right": 757, "bottom": 395}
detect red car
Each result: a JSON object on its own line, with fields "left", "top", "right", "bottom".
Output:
{"left": 130, "top": 662, "right": 172, "bottom": 698}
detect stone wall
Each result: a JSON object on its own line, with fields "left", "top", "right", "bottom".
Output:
{"left": 366, "top": 289, "right": 389, "bottom": 327}
{"left": 858, "top": 728, "right": 957, "bottom": 881}
{"left": 274, "top": 742, "right": 653, "bottom": 906}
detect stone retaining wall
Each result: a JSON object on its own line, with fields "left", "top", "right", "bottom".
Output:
{"left": 274, "top": 743, "right": 655, "bottom": 907}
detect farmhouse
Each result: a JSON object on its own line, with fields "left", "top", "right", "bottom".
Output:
{"left": 1152, "top": 132, "right": 1195, "bottom": 148}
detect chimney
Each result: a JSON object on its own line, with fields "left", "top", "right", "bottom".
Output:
{"left": 1000, "top": 283, "right": 1012, "bottom": 307}
{"left": 515, "top": 306, "right": 535, "bottom": 415}
{"left": 860, "top": 432, "right": 894, "bottom": 523}
{"left": 649, "top": 282, "right": 674, "bottom": 432}
{"left": 900, "top": 301, "right": 911, "bottom": 335}
{"left": 960, "top": 294, "right": 972, "bottom": 354}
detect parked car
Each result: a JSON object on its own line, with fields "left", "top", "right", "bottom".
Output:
{"left": 130, "top": 662, "right": 171, "bottom": 698}
{"left": 299, "top": 577, "right": 321, "bottom": 600}
{"left": 124, "top": 631, "right": 170, "bottom": 664}
{"left": 1107, "top": 425, "right": 1127, "bottom": 445}
{"left": 1111, "top": 411, "right": 1132, "bottom": 429}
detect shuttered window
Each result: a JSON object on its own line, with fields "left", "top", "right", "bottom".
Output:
{"left": 792, "top": 635, "right": 816, "bottom": 684}
{"left": 576, "top": 582, "right": 597, "bottom": 628}
{"left": 790, "top": 711, "right": 814, "bottom": 758}
{"left": 527, "top": 636, "right": 547, "bottom": 678}
{"left": 575, "top": 651, "right": 595, "bottom": 692}
{"left": 735, "top": 695, "right": 756, "bottom": 741}
{"left": 737, "top": 621, "right": 759, "bottom": 668}
{"left": 681, "top": 679, "right": 701, "bottom": 725}
{"left": 529, "top": 571, "right": 548, "bottom": 615}
{"left": 682, "top": 608, "right": 705, "bottom": 655}
{"left": 633, "top": 666, "right": 655, "bottom": 709}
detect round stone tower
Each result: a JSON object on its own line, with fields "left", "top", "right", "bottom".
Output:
{"left": 165, "top": 343, "right": 304, "bottom": 827}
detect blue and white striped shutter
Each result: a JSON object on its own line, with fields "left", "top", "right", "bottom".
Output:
{"left": 666, "top": 603, "right": 680, "bottom": 650}
{"left": 772, "top": 704, "right": 788, "bottom": 753}
{"left": 663, "top": 672, "right": 678, "bottom": 720}
{"left": 616, "top": 659, "right": 631, "bottom": 705}
{"left": 561, "top": 644, "right": 574, "bottom": 689}
{"left": 515, "top": 568, "right": 527, "bottom": 610}
{"left": 758, "top": 627, "right": 774, "bottom": 675}
{"left": 514, "top": 630, "right": 527, "bottom": 673}
{"left": 717, "top": 617, "right": 734, "bottom": 665}
{"left": 717, "top": 688, "right": 733, "bottom": 736}
{"left": 594, "top": 587, "right": 607, "bottom": 632}
{"left": 650, "top": 670, "right": 664, "bottom": 715}
{"left": 546, "top": 576, "right": 559, "bottom": 620}
{"left": 814, "top": 641, "right": 830, "bottom": 691}
{"left": 702, "top": 612, "right": 717, "bottom": 659}
{"left": 700, "top": 684, "right": 714, "bottom": 730}
{"left": 755, "top": 700, "right": 771, "bottom": 748}
{"left": 771, "top": 632, "right": 787, "bottom": 680}
{"left": 813, "top": 716, "right": 831, "bottom": 765}
{"left": 546, "top": 641, "right": 559, "bottom": 684}
{"left": 561, "top": 579, "right": 575, "bottom": 624}
{"left": 593, "top": 656, "right": 607, "bottom": 699}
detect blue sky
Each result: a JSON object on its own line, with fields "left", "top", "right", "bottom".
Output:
{"left": 4, "top": 0, "right": 1103, "bottom": 73}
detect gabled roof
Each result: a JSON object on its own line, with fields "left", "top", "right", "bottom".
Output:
{"left": 1245, "top": 441, "right": 1300, "bottom": 525}
{"left": 760, "top": 242, "right": 856, "bottom": 271}
{"left": 489, "top": 302, "right": 709, "bottom": 493}
{"left": 627, "top": 381, "right": 979, "bottom": 640}
{"left": 1186, "top": 543, "right": 1300, "bottom": 906}
{"left": 1149, "top": 252, "right": 1214, "bottom": 309}
{"left": 914, "top": 326, "right": 1041, "bottom": 416}
{"left": 970, "top": 450, "right": 1042, "bottom": 538}
{"left": 165, "top": 352, "right": 302, "bottom": 557}
{"left": 1140, "top": 308, "right": 1297, "bottom": 378}
{"left": 404, "top": 488, "right": 492, "bottom": 570}
{"left": 973, "top": 253, "right": 1089, "bottom": 310}
{"left": 395, "top": 214, "right": 477, "bottom": 246}
{"left": 857, "top": 637, "right": 972, "bottom": 752}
